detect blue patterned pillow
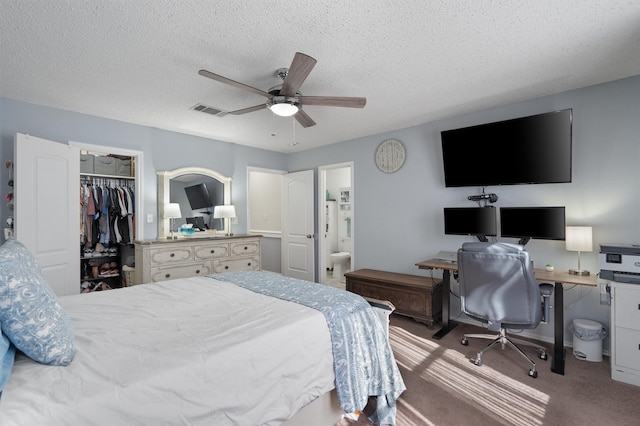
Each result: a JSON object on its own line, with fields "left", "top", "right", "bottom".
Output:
{"left": 0, "top": 239, "right": 75, "bottom": 366}
{"left": 1, "top": 329, "right": 16, "bottom": 392}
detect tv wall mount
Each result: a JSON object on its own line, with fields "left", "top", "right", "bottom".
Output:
{"left": 468, "top": 189, "right": 498, "bottom": 204}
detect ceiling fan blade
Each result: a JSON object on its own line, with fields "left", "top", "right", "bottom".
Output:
{"left": 198, "top": 69, "right": 272, "bottom": 98}
{"left": 227, "top": 104, "right": 268, "bottom": 115}
{"left": 294, "top": 110, "right": 316, "bottom": 128}
{"left": 279, "top": 52, "right": 317, "bottom": 96}
{"left": 298, "top": 96, "right": 366, "bottom": 108}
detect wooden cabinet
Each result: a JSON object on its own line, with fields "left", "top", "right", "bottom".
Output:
{"left": 345, "top": 269, "right": 442, "bottom": 327}
{"left": 134, "top": 235, "right": 261, "bottom": 285}
{"left": 611, "top": 281, "right": 640, "bottom": 387}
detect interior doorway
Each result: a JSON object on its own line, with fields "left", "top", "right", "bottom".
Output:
{"left": 318, "top": 162, "right": 354, "bottom": 287}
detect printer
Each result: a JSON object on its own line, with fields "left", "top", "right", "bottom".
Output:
{"left": 599, "top": 244, "right": 640, "bottom": 284}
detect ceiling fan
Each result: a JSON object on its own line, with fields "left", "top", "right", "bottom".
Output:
{"left": 198, "top": 52, "right": 366, "bottom": 128}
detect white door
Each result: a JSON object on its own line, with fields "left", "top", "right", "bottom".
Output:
{"left": 14, "top": 133, "right": 80, "bottom": 296}
{"left": 282, "top": 170, "right": 315, "bottom": 281}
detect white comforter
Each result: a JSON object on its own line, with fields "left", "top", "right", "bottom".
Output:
{"left": 0, "top": 277, "right": 335, "bottom": 425}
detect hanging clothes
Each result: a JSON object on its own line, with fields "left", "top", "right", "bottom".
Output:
{"left": 80, "top": 178, "right": 136, "bottom": 247}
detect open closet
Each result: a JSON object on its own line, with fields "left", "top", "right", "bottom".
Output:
{"left": 14, "top": 133, "right": 144, "bottom": 296}
{"left": 79, "top": 154, "right": 136, "bottom": 293}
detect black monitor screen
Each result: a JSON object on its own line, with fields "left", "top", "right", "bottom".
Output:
{"left": 185, "top": 183, "right": 212, "bottom": 210}
{"left": 186, "top": 217, "right": 206, "bottom": 230}
{"left": 500, "top": 206, "right": 566, "bottom": 245}
{"left": 444, "top": 207, "right": 497, "bottom": 239}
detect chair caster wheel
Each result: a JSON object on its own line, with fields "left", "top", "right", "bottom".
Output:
{"left": 470, "top": 356, "right": 483, "bottom": 367}
{"left": 528, "top": 369, "right": 538, "bottom": 378}
{"left": 461, "top": 338, "right": 469, "bottom": 346}
{"left": 540, "top": 351, "right": 548, "bottom": 360}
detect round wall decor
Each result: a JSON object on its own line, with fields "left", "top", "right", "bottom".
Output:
{"left": 375, "top": 139, "right": 406, "bottom": 173}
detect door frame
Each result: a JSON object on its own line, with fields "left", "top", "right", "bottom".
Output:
{"left": 318, "top": 162, "right": 354, "bottom": 285}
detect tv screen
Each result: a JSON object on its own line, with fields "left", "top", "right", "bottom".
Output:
{"left": 185, "top": 183, "right": 212, "bottom": 210}
{"left": 441, "top": 109, "right": 572, "bottom": 187}
{"left": 500, "top": 206, "right": 566, "bottom": 245}
{"left": 444, "top": 207, "right": 497, "bottom": 241}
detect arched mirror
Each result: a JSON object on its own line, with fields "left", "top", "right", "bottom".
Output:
{"left": 157, "top": 167, "right": 232, "bottom": 238}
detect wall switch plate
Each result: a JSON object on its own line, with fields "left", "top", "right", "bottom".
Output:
{"left": 146, "top": 213, "right": 153, "bottom": 223}
{"left": 231, "top": 217, "right": 238, "bottom": 224}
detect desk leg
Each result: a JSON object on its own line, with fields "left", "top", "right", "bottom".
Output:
{"left": 432, "top": 269, "right": 457, "bottom": 340}
{"left": 551, "top": 282, "right": 565, "bottom": 375}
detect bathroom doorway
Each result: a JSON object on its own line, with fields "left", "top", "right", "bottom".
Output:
{"left": 318, "top": 162, "right": 354, "bottom": 287}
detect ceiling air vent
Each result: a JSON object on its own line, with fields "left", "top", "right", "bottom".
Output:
{"left": 191, "top": 103, "right": 227, "bottom": 117}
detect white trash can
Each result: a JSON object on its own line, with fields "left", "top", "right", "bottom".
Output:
{"left": 569, "top": 319, "right": 606, "bottom": 362}
{"left": 363, "top": 297, "right": 395, "bottom": 337}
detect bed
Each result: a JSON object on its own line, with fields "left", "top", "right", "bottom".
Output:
{"left": 0, "top": 239, "right": 405, "bottom": 425}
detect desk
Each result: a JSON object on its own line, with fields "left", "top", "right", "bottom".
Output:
{"left": 416, "top": 258, "right": 597, "bottom": 375}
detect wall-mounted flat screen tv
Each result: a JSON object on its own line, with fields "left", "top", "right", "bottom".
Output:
{"left": 441, "top": 109, "right": 572, "bottom": 187}
{"left": 500, "top": 206, "right": 566, "bottom": 245}
{"left": 185, "top": 183, "right": 212, "bottom": 210}
{"left": 444, "top": 207, "right": 497, "bottom": 242}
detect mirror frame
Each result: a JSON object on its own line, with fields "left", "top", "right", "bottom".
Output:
{"left": 157, "top": 166, "right": 232, "bottom": 238}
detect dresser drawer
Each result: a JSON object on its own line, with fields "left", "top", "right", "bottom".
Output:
{"left": 230, "top": 240, "right": 260, "bottom": 256}
{"left": 214, "top": 255, "right": 260, "bottom": 273}
{"left": 135, "top": 236, "right": 262, "bottom": 285}
{"left": 194, "top": 243, "right": 230, "bottom": 260}
{"left": 149, "top": 246, "right": 193, "bottom": 265}
{"left": 150, "top": 262, "right": 211, "bottom": 282}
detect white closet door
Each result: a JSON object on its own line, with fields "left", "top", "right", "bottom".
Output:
{"left": 282, "top": 170, "right": 315, "bottom": 282}
{"left": 14, "top": 133, "right": 80, "bottom": 296}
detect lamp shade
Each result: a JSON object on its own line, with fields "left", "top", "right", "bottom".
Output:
{"left": 269, "top": 102, "right": 299, "bottom": 117}
{"left": 566, "top": 226, "right": 593, "bottom": 252}
{"left": 164, "top": 203, "right": 182, "bottom": 219}
{"left": 213, "top": 205, "right": 236, "bottom": 219}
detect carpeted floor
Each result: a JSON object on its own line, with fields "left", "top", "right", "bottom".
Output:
{"left": 388, "top": 314, "right": 640, "bottom": 426}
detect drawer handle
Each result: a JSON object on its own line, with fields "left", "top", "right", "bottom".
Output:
{"left": 247, "top": 262, "right": 252, "bottom": 266}
{"left": 195, "top": 269, "right": 200, "bottom": 274}
{"left": 225, "top": 266, "right": 229, "bottom": 270}
{"left": 170, "top": 253, "right": 175, "bottom": 257}
{"left": 210, "top": 249, "right": 215, "bottom": 254}
{"left": 165, "top": 273, "right": 171, "bottom": 278}
{"left": 244, "top": 246, "right": 248, "bottom": 250}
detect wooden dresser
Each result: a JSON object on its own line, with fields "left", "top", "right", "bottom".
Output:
{"left": 345, "top": 269, "right": 442, "bottom": 327}
{"left": 134, "top": 234, "right": 261, "bottom": 285}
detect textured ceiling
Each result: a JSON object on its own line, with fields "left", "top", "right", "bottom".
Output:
{"left": 1, "top": 1, "right": 639, "bottom": 153}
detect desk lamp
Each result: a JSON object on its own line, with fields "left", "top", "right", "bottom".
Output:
{"left": 164, "top": 203, "right": 182, "bottom": 240}
{"left": 214, "top": 205, "right": 236, "bottom": 237}
{"left": 566, "top": 226, "right": 592, "bottom": 276}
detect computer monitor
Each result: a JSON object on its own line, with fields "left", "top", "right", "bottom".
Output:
{"left": 499, "top": 206, "right": 566, "bottom": 245}
{"left": 186, "top": 217, "right": 207, "bottom": 230}
{"left": 443, "top": 207, "right": 497, "bottom": 242}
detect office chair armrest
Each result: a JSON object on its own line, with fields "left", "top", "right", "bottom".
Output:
{"left": 538, "top": 283, "right": 554, "bottom": 297}
{"left": 538, "top": 283, "right": 554, "bottom": 324}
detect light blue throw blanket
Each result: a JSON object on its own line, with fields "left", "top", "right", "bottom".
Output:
{"left": 212, "top": 271, "right": 406, "bottom": 426}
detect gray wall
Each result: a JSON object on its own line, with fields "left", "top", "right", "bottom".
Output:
{"left": 287, "top": 75, "right": 640, "bottom": 349}
{"left": 1, "top": 75, "right": 639, "bottom": 348}
{"left": 0, "top": 98, "right": 287, "bottom": 242}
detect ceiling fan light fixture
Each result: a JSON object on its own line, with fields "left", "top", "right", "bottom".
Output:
{"left": 268, "top": 96, "right": 299, "bottom": 117}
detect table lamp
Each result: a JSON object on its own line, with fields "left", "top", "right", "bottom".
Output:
{"left": 566, "top": 226, "right": 592, "bottom": 276}
{"left": 214, "top": 205, "right": 236, "bottom": 237}
{"left": 164, "top": 203, "right": 182, "bottom": 239}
